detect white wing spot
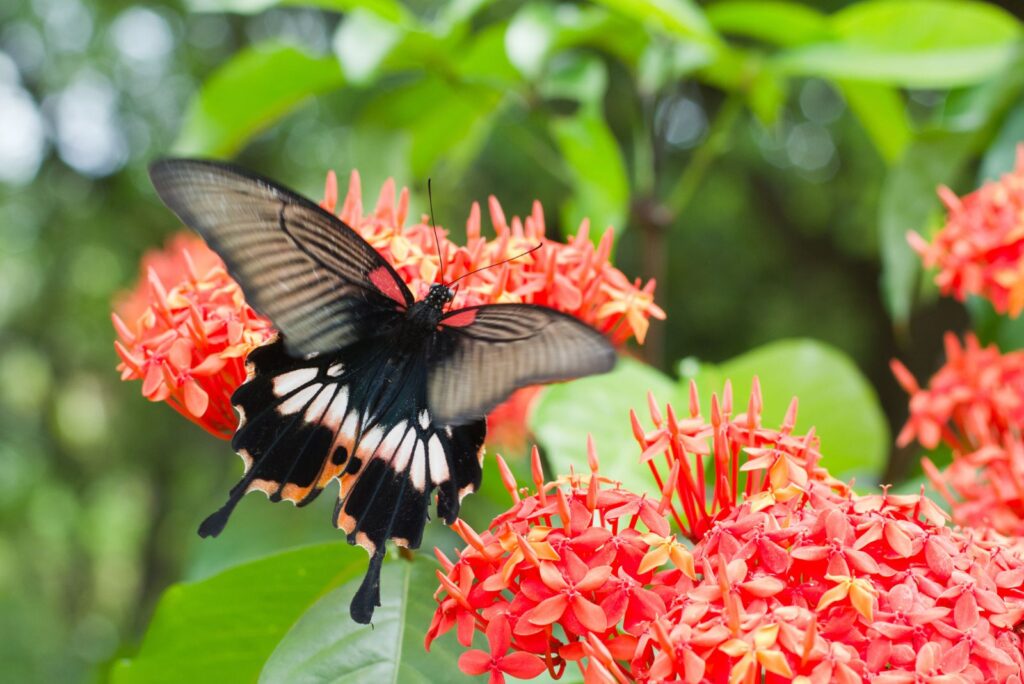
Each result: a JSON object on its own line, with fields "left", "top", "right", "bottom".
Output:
{"left": 357, "top": 425, "right": 385, "bottom": 457}
{"left": 392, "top": 429, "right": 416, "bottom": 472}
{"left": 273, "top": 367, "right": 318, "bottom": 397}
{"left": 418, "top": 410, "right": 431, "bottom": 430}
{"left": 339, "top": 410, "right": 360, "bottom": 444}
{"left": 378, "top": 421, "right": 407, "bottom": 461}
{"left": 411, "top": 439, "right": 427, "bottom": 491}
{"left": 304, "top": 386, "right": 332, "bottom": 422}
{"left": 428, "top": 434, "right": 449, "bottom": 484}
{"left": 277, "top": 385, "right": 320, "bottom": 415}
{"left": 323, "top": 386, "right": 349, "bottom": 429}
{"left": 327, "top": 363, "right": 344, "bottom": 377}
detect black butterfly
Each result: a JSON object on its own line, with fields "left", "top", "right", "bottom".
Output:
{"left": 148, "top": 159, "right": 617, "bottom": 623}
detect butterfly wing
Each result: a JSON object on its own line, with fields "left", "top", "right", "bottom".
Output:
{"left": 198, "top": 336, "right": 485, "bottom": 624}
{"left": 428, "top": 304, "right": 617, "bottom": 425}
{"left": 148, "top": 158, "right": 413, "bottom": 357}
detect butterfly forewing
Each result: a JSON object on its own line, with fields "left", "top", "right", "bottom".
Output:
{"left": 148, "top": 159, "right": 412, "bottom": 357}
{"left": 429, "top": 304, "right": 617, "bottom": 425}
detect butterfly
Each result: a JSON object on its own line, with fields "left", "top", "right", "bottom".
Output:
{"left": 148, "top": 159, "right": 617, "bottom": 623}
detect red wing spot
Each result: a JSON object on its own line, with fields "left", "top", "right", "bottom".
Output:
{"left": 443, "top": 309, "right": 478, "bottom": 327}
{"left": 369, "top": 266, "right": 406, "bottom": 305}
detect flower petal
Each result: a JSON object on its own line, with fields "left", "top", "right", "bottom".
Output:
{"left": 458, "top": 650, "right": 493, "bottom": 676}
{"left": 498, "top": 652, "right": 547, "bottom": 679}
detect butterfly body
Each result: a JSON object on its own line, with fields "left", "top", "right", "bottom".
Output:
{"left": 148, "top": 159, "right": 616, "bottom": 623}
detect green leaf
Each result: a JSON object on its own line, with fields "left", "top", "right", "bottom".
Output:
{"left": 174, "top": 43, "right": 345, "bottom": 157}
{"left": 775, "top": 0, "right": 1022, "bottom": 88}
{"left": 838, "top": 81, "right": 910, "bottom": 164}
{"left": 185, "top": 0, "right": 412, "bottom": 23}
{"left": 333, "top": 9, "right": 404, "bottom": 84}
{"left": 637, "top": 40, "right": 712, "bottom": 94}
{"left": 505, "top": 3, "right": 650, "bottom": 81}
{"left": 260, "top": 558, "right": 468, "bottom": 683}
{"left": 505, "top": 3, "right": 558, "bottom": 80}
{"left": 531, "top": 357, "right": 676, "bottom": 496}
{"left": 979, "top": 98, "right": 1024, "bottom": 183}
{"left": 878, "top": 132, "right": 975, "bottom": 326}
{"left": 112, "top": 543, "right": 364, "bottom": 684}
{"left": 538, "top": 52, "right": 608, "bottom": 105}
{"left": 589, "top": 0, "right": 718, "bottom": 45}
{"left": 408, "top": 85, "right": 504, "bottom": 178}
{"left": 550, "top": 104, "right": 630, "bottom": 238}
{"left": 707, "top": 1, "right": 829, "bottom": 48}
{"left": 684, "top": 339, "right": 889, "bottom": 482}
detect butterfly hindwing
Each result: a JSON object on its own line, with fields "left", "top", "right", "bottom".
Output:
{"left": 199, "top": 336, "right": 485, "bottom": 623}
{"left": 148, "top": 159, "right": 413, "bottom": 357}
{"left": 428, "top": 303, "right": 617, "bottom": 425}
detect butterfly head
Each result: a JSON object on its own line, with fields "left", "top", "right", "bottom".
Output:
{"left": 425, "top": 283, "right": 455, "bottom": 311}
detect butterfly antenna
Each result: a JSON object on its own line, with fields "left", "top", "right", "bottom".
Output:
{"left": 427, "top": 178, "right": 445, "bottom": 283}
{"left": 448, "top": 242, "right": 543, "bottom": 286}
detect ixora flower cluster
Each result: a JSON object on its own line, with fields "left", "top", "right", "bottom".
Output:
{"left": 908, "top": 145, "right": 1024, "bottom": 316}
{"left": 112, "top": 233, "right": 275, "bottom": 438}
{"left": 113, "top": 170, "right": 663, "bottom": 439}
{"left": 897, "top": 148, "right": 1024, "bottom": 551}
{"left": 893, "top": 334, "right": 1024, "bottom": 544}
{"left": 429, "top": 381, "right": 1024, "bottom": 683}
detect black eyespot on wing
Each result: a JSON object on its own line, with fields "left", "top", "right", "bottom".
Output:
{"left": 429, "top": 303, "right": 617, "bottom": 425}
{"left": 148, "top": 158, "right": 412, "bottom": 357}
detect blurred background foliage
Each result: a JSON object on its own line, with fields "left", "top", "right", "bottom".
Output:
{"left": 1, "top": 0, "right": 1023, "bottom": 681}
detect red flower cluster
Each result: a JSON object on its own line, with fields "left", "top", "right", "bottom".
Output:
{"left": 893, "top": 333, "right": 1024, "bottom": 542}
{"left": 112, "top": 233, "right": 275, "bottom": 438}
{"left": 116, "top": 170, "right": 663, "bottom": 443}
{"left": 908, "top": 144, "right": 1024, "bottom": 316}
{"left": 431, "top": 381, "right": 1024, "bottom": 683}
{"left": 426, "top": 441, "right": 672, "bottom": 683}
{"left": 322, "top": 170, "right": 664, "bottom": 346}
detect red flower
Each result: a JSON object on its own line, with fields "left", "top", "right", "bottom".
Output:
{"left": 112, "top": 234, "right": 275, "bottom": 438}
{"left": 893, "top": 333, "right": 1024, "bottom": 541}
{"left": 427, "top": 443, "right": 669, "bottom": 680}
{"left": 909, "top": 144, "right": 1024, "bottom": 316}
{"left": 458, "top": 616, "right": 548, "bottom": 684}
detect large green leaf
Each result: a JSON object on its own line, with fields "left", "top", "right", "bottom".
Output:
{"left": 879, "top": 132, "right": 975, "bottom": 326}
{"left": 589, "top": 0, "right": 718, "bottom": 46}
{"left": 173, "top": 43, "right": 346, "bottom": 157}
{"left": 774, "top": 0, "right": 1022, "bottom": 88}
{"left": 112, "top": 543, "right": 364, "bottom": 684}
{"left": 838, "top": 81, "right": 910, "bottom": 165}
{"left": 706, "top": 0, "right": 829, "bottom": 47}
{"left": 683, "top": 339, "right": 889, "bottom": 482}
{"left": 260, "top": 558, "right": 467, "bottom": 683}
{"left": 531, "top": 357, "right": 676, "bottom": 496}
